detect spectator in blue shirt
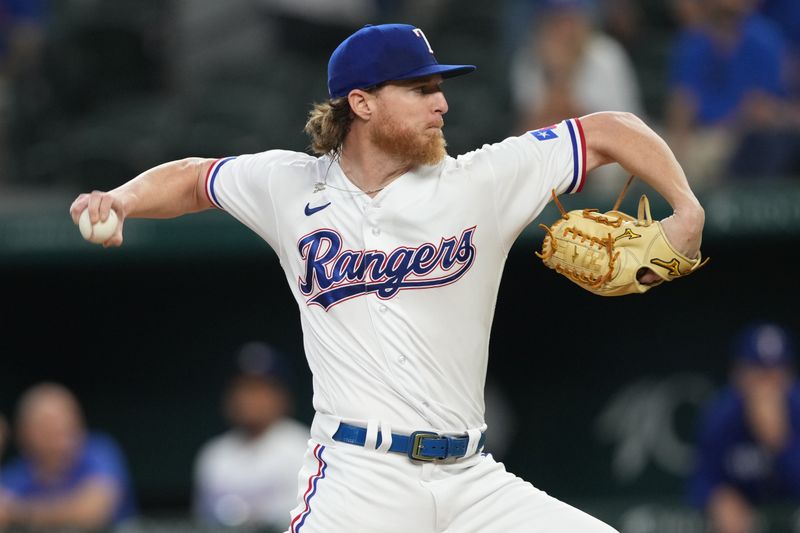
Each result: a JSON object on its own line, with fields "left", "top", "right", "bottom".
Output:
{"left": 0, "top": 0, "right": 47, "bottom": 69}
{"left": 758, "top": 0, "right": 800, "bottom": 66}
{"left": 666, "top": 0, "right": 798, "bottom": 186}
{"left": 758, "top": 0, "right": 800, "bottom": 126}
{"left": 0, "top": 383, "right": 137, "bottom": 530}
{"left": 688, "top": 322, "right": 800, "bottom": 533}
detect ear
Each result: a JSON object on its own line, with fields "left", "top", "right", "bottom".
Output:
{"left": 348, "top": 89, "right": 376, "bottom": 121}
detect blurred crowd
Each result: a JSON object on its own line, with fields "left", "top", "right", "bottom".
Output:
{"left": 0, "top": 0, "right": 798, "bottom": 196}
{"left": 507, "top": 0, "right": 800, "bottom": 192}
{"left": 0, "top": 383, "right": 137, "bottom": 530}
{"left": 687, "top": 322, "right": 800, "bottom": 533}
{"left": 0, "top": 341, "right": 309, "bottom": 532}
{"left": 192, "top": 342, "right": 308, "bottom": 530}
{"left": 4, "top": 325, "right": 800, "bottom": 533}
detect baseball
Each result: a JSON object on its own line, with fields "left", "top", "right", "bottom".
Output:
{"left": 78, "top": 208, "right": 119, "bottom": 244}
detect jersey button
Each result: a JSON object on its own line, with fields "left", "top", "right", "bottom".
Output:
{"left": 379, "top": 305, "right": 388, "bottom": 313}
{"left": 398, "top": 355, "right": 407, "bottom": 365}
{"left": 371, "top": 227, "right": 381, "bottom": 236}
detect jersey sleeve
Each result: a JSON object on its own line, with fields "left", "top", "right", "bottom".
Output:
{"left": 460, "top": 117, "right": 586, "bottom": 249}
{"left": 204, "top": 150, "right": 299, "bottom": 251}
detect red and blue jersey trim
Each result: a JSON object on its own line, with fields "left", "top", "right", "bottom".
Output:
{"left": 564, "top": 118, "right": 587, "bottom": 194}
{"left": 204, "top": 157, "right": 236, "bottom": 210}
{"left": 290, "top": 444, "right": 327, "bottom": 533}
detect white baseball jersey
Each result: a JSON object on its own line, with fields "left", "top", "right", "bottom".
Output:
{"left": 193, "top": 418, "right": 310, "bottom": 529}
{"left": 205, "top": 118, "right": 586, "bottom": 435}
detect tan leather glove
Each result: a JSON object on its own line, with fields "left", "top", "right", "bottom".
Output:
{"left": 536, "top": 177, "right": 707, "bottom": 296}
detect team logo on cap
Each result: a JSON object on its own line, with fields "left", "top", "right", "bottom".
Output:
{"left": 413, "top": 28, "right": 434, "bottom": 54}
{"left": 297, "top": 227, "right": 477, "bottom": 310}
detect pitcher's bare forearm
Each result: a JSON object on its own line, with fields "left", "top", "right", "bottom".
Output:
{"left": 580, "top": 111, "right": 705, "bottom": 261}
{"left": 112, "top": 158, "right": 216, "bottom": 219}
{"left": 69, "top": 158, "right": 216, "bottom": 247}
{"left": 581, "top": 111, "right": 702, "bottom": 216}
{"left": 6, "top": 479, "right": 118, "bottom": 530}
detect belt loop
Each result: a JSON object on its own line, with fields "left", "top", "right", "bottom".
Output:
{"left": 311, "top": 412, "right": 343, "bottom": 445}
{"left": 465, "top": 428, "right": 482, "bottom": 457}
{"left": 364, "top": 419, "right": 380, "bottom": 451}
{"left": 377, "top": 422, "right": 393, "bottom": 453}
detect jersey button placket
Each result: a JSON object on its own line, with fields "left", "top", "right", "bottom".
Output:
{"left": 363, "top": 208, "right": 398, "bottom": 376}
{"left": 363, "top": 209, "right": 380, "bottom": 239}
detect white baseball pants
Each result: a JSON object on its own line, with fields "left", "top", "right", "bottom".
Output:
{"left": 285, "top": 416, "right": 618, "bottom": 533}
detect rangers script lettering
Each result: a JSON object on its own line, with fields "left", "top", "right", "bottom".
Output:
{"left": 298, "top": 227, "right": 477, "bottom": 310}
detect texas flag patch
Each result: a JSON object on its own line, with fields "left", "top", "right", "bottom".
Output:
{"left": 529, "top": 126, "right": 558, "bottom": 141}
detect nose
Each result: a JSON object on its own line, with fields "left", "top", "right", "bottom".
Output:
{"left": 434, "top": 91, "right": 448, "bottom": 116}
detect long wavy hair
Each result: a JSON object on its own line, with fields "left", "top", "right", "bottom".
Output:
{"left": 304, "top": 97, "right": 354, "bottom": 156}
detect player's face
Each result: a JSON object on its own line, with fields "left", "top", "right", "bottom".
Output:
{"left": 19, "top": 396, "right": 84, "bottom": 476}
{"left": 370, "top": 75, "right": 449, "bottom": 166}
{"left": 224, "top": 377, "right": 288, "bottom": 436}
{"left": 736, "top": 364, "right": 792, "bottom": 393}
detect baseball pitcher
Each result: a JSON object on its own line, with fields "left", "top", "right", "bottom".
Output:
{"left": 70, "top": 24, "right": 705, "bottom": 533}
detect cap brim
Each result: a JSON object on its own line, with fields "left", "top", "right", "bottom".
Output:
{"left": 392, "top": 63, "right": 476, "bottom": 83}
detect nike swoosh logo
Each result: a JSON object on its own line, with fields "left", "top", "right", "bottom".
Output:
{"left": 304, "top": 202, "right": 331, "bottom": 216}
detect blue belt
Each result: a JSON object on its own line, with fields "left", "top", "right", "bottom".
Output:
{"left": 332, "top": 422, "right": 486, "bottom": 461}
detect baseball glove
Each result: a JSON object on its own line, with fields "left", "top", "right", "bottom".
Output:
{"left": 536, "top": 177, "right": 707, "bottom": 296}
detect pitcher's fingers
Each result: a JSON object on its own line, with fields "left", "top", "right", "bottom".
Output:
{"left": 69, "top": 194, "right": 90, "bottom": 224}
{"left": 86, "top": 191, "right": 106, "bottom": 224}
{"left": 102, "top": 217, "right": 125, "bottom": 248}
{"left": 637, "top": 268, "right": 660, "bottom": 285}
{"left": 98, "top": 194, "right": 115, "bottom": 222}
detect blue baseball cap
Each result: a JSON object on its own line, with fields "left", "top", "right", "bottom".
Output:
{"left": 327, "top": 24, "right": 476, "bottom": 99}
{"left": 733, "top": 322, "right": 795, "bottom": 367}
{"left": 233, "top": 341, "right": 293, "bottom": 386}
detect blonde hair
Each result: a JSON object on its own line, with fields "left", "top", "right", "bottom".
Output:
{"left": 304, "top": 97, "right": 354, "bottom": 156}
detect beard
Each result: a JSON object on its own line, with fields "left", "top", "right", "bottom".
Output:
{"left": 369, "top": 113, "right": 448, "bottom": 167}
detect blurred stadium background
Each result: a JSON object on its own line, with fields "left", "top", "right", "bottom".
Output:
{"left": 1, "top": 0, "right": 799, "bottom": 532}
